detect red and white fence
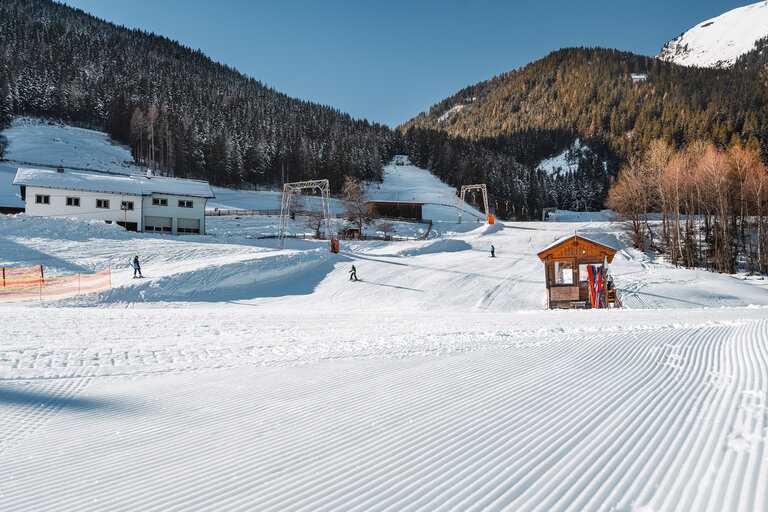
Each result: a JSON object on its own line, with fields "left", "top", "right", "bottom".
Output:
{"left": 0, "top": 265, "right": 111, "bottom": 301}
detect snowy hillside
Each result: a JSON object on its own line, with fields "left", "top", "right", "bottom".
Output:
{"left": 0, "top": 118, "right": 145, "bottom": 207}
{"left": 658, "top": 1, "right": 768, "bottom": 68}
{"left": 535, "top": 139, "right": 606, "bottom": 177}
{"left": 2, "top": 125, "right": 768, "bottom": 511}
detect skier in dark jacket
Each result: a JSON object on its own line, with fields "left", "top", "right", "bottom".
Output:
{"left": 490, "top": 245, "right": 495, "bottom": 258}
{"left": 132, "top": 255, "right": 143, "bottom": 278}
{"left": 349, "top": 265, "right": 358, "bottom": 281}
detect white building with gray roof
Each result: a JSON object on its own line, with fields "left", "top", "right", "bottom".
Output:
{"left": 13, "top": 168, "right": 215, "bottom": 235}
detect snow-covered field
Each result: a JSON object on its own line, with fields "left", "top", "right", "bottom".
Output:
{"left": 2, "top": 124, "right": 768, "bottom": 511}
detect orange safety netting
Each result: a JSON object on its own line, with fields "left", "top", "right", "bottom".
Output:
{"left": 2, "top": 265, "right": 43, "bottom": 287}
{"left": 0, "top": 266, "right": 111, "bottom": 301}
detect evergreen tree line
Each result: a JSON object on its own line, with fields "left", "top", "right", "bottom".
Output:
{"left": 399, "top": 127, "right": 548, "bottom": 219}
{"left": 606, "top": 140, "right": 768, "bottom": 274}
{"left": 0, "top": 0, "right": 397, "bottom": 192}
{"left": 399, "top": 127, "right": 617, "bottom": 217}
{"left": 404, "top": 47, "right": 768, "bottom": 160}
{"left": 735, "top": 36, "right": 768, "bottom": 73}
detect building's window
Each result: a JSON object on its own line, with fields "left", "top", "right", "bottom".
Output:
{"left": 152, "top": 198, "right": 168, "bottom": 206}
{"left": 96, "top": 199, "right": 110, "bottom": 209}
{"left": 178, "top": 200, "right": 193, "bottom": 208}
{"left": 121, "top": 201, "right": 134, "bottom": 211}
{"left": 553, "top": 260, "right": 574, "bottom": 285}
{"left": 579, "top": 264, "right": 590, "bottom": 282}
{"left": 66, "top": 197, "right": 80, "bottom": 207}
{"left": 35, "top": 194, "right": 50, "bottom": 204}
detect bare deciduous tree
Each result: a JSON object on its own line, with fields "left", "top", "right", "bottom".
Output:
{"left": 608, "top": 139, "right": 768, "bottom": 274}
{"left": 606, "top": 156, "right": 653, "bottom": 250}
{"left": 342, "top": 176, "right": 367, "bottom": 231}
{"left": 376, "top": 220, "right": 396, "bottom": 240}
{"left": 698, "top": 145, "right": 733, "bottom": 272}
{"left": 307, "top": 211, "right": 324, "bottom": 238}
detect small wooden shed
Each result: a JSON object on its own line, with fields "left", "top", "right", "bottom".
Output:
{"left": 537, "top": 235, "right": 617, "bottom": 309}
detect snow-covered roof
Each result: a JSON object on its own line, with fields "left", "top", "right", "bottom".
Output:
{"left": 537, "top": 234, "right": 617, "bottom": 262}
{"left": 13, "top": 168, "right": 215, "bottom": 198}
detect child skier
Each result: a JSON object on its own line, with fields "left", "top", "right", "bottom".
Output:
{"left": 132, "top": 255, "right": 143, "bottom": 278}
{"left": 490, "top": 245, "right": 495, "bottom": 258}
{"left": 349, "top": 265, "right": 358, "bottom": 281}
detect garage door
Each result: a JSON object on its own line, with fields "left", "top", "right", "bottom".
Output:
{"left": 145, "top": 216, "right": 172, "bottom": 233}
{"left": 177, "top": 218, "right": 200, "bottom": 234}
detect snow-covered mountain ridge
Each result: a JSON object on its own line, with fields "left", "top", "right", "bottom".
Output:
{"left": 658, "top": 1, "right": 768, "bottom": 68}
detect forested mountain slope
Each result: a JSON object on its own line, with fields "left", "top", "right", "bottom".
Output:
{"left": 401, "top": 48, "right": 768, "bottom": 160}
{"left": 0, "top": 0, "right": 396, "bottom": 190}
{"left": 398, "top": 47, "right": 768, "bottom": 214}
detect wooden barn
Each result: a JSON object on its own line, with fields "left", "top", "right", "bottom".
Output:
{"left": 364, "top": 200, "right": 423, "bottom": 221}
{"left": 537, "top": 235, "right": 617, "bottom": 309}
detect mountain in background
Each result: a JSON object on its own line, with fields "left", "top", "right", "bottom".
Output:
{"left": 399, "top": 44, "right": 768, "bottom": 211}
{"left": 658, "top": 1, "right": 768, "bottom": 70}
{"left": 0, "top": 0, "right": 397, "bottom": 191}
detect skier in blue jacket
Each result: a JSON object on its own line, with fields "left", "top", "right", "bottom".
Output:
{"left": 132, "top": 255, "right": 143, "bottom": 278}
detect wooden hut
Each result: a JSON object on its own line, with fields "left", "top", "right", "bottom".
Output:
{"left": 537, "top": 235, "right": 617, "bottom": 309}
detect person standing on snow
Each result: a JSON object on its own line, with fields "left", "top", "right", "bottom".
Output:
{"left": 349, "top": 265, "right": 358, "bottom": 281}
{"left": 490, "top": 245, "right": 495, "bottom": 258}
{"left": 132, "top": 255, "right": 143, "bottom": 278}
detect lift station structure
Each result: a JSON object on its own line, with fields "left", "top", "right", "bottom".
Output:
{"left": 458, "top": 184, "right": 493, "bottom": 224}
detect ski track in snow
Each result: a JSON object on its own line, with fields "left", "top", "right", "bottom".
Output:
{"left": 1, "top": 315, "right": 767, "bottom": 511}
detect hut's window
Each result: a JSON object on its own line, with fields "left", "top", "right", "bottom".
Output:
{"left": 554, "top": 260, "right": 574, "bottom": 285}
{"left": 579, "top": 264, "right": 589, "bottom": 281}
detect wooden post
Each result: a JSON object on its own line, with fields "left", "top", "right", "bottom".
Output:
{"left": 2, "top": 267, "right": 5, "bottom": 288}
{"left": 544, "top": 257, "right": 550, "bottom": 309}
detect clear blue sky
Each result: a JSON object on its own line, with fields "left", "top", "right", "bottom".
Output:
{"left": 60, "top": 0, "right": 750, "bottom": 128}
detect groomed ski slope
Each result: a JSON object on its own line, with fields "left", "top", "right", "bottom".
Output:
{"left": 2, "top": 146, "right": 768, "bottom": 509}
